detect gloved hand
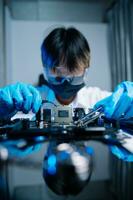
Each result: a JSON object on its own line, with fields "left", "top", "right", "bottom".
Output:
{"left": 0, "top": 82, "right": 42, "bottom": 120}
{"left": 2, "top": 139, "right": 41, "bottom": 157}
{"left": 109, "top": 145, "right": 133, "bottom": 162}
{"left": 94, "top": 81, "right": 133, "bottom": 119}
{"left": 94, "top": 81, "right": 133, "bottom": 162}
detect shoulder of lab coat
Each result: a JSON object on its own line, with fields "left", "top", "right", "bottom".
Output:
{"left": 73, "top": 86, "right": 111, "bottom": 109}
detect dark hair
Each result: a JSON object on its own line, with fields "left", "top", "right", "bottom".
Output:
{"left": 41, "top": 27, "right": 90, "bottom": 72}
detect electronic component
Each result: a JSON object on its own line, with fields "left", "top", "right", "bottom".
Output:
{"left": 54, "top": 105, "right": 73, "bottom": 124}
{"left": 75, "top": 106, "right": 103, "bottom": 126}
{"left": 73, "top": 108, "right": 85, "bottom": 121}
{"left": 36, "top": 104, "right": 73, "bottom": 125}
{"left": 0, "top": 105, "right": 133, "bottom": 153}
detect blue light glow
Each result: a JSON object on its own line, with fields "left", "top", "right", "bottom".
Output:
{"left": 58, "top": 151, "right": 69, "bottom": 160}
{"left": 85, "top": 147, "right": 94, "bottom": 155}
{"left": 47, "top": 166, "right": 56, "bottom": 175}
{"left": 48, "top": 154, "right": 56, "bottom": 166}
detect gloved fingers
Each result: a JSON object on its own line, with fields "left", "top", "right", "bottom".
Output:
{"left": 112, "top": 93, "right": 132, "bottom": 119}
{"left": 8, "top": 146, "right": 35, "bottom": 157}
{"left": 122, "top": 86, "right": 133, "bottom": 119}
{"left": 94, "top": 95, "right": 111, "bottom": 109}
{"left": 2, "top": 140, "right": 41, "bottom": 157}
{"left": 109, "top": 145, "right": 133, "bottom": 162}
{"left": 28, "top": 85, "right": 42, "bottom": 113}
{"left": 0, "top": 86, "right": 13, "bottom": 106}
{"left": 94, "top": 95, "right": 114, "bottom": 118}
{"left": 101, "top": 83, "right": 125, "bottom": 118}
{"left": 0, "top": 82, "right": 41, "bottom": 120}
{"left": 19, "top": 83, "right": 33, "bottom": 113}
{"left": 122, "top": 81, "right": 133, "bottom": 92}
{"left": 12, "top": 82, "right": 42, "bottom": 113}
{"left": 0, "top": 87, "right": 16, "bottom": 119}
{"left": 124, "top": 102, "right": 133, "bottom": 119}
{"left": 94, "top": 82, "right": 132, "bottom": 119}
{"left": 112, "top": 82, "right": 133, "bottom": 119}
{"left": 111, "top": 83, "right": 124, "bottom": 105}
{"left": 9, "top": 83, "right": 24, "bottom": 111}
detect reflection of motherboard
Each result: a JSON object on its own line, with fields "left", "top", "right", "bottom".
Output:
{"left": 0, "top": 104, "right": 133, "bottom": 153}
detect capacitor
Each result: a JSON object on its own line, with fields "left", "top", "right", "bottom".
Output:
{"left": 73, "top": 108, "right": 85, "bottom": 121}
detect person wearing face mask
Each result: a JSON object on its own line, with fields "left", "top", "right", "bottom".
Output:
{"left": 0, "top": 26, "right": 132, "bottom": 199}
{"left": 37, "top": 27, "right": 133, "bottom": 199}
{"left": 40, "top": 27, "right": 133, "bottom": 125}
{"left": 40, "top": 27, "right": 110, "bottom": 108}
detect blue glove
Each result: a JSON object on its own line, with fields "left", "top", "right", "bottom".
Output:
{"left": 0, "top": 82, "right": 42, "bottom": 120}
{"left": 2, "top": 140, "right": 41, "bottom": 157}
{"left": 109, "top": 145, "right": 133, "bottom": 162}
{"left": 94, "top": 81, "right": 133, "bottom": 120}
{"left": 94, "top": 81, "right": 133, "bottom": 161}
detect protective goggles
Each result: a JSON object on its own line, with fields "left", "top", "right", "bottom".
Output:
{"left": 43, "top": 67, "right": 89, "bottom": 85}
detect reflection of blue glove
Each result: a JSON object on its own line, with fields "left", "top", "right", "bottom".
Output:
{"left": 0, "top": 82, "right": 42, "bottom": 120}
{"left": 2, "top": 140, "right": 41, "bottom": 157}
{"left": 94, "top": 81, "right": 133, "bottom": 119}
{"left": 109, "top": 145, "right": 133, "bottom": 162}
